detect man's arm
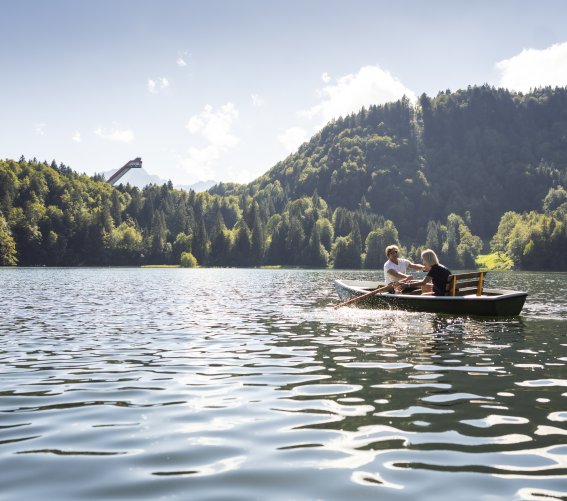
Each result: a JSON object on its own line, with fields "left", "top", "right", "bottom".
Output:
{"left": 405, "top": 276, "right": 432, "bottom": 287}
{"left": 408, "top": 262, "right": 426, "bottom": 272}
{"left": 387, "top": 269, "right": 413, "bottom": 281}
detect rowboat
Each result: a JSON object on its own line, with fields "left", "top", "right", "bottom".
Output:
{"left": 334, "top": 277, "right": 528, "bottom": 316}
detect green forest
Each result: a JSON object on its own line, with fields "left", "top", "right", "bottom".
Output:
{"left": 1, "top": 85, "right": 566, "bottom": 270}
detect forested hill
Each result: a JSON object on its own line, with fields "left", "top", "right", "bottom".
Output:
{"left": 213, "top": 85, "right": 567, "bottom": 241}
{"left": 1, "top": 86, "right": 566, "bottom": 270}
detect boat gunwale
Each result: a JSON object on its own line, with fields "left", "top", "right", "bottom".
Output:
{"left": 336, "top": 279, "right": 527, "bottom": 302}
{"left": 335, "top": 279, "right": 528, "bottom": 317}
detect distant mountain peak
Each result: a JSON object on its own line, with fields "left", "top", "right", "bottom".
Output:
{"left": 102, "top": 167, "right": 216, "bottom": 192}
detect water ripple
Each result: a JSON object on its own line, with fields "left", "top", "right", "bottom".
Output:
{"left": 1, "top": 268, "right": 566, "bottom": 500}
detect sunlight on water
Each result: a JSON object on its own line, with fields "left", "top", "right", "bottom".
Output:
{"left": 0, "top": 268, "right": 566, "bottom": 500}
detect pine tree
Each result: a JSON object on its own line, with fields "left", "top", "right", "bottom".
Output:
{"left": 232, "top": 219, "right": 252, "bottom": 266}
{"left": 0, "top": 213, "right": 17, "bottom": 265}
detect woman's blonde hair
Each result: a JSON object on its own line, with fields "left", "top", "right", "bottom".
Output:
{"left": 421, "top": 249, "right": 439, "bottom": 267}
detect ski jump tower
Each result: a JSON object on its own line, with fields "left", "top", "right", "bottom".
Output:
{"left": 107, "top": 157, "right": 143, "bottom": 186}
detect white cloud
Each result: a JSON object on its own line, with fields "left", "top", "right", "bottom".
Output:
{"left": 301, "top": 65, "right": 416, "bottom": 127}
{"left": 72, "top": 131, "right": 81, "bottom": 142}
{"left": 496, "top": 41, "right": 567, "bottom": 92}
{"left": 181, "top": 103, "right": 240, "bottom": 181}
{"left": 35, "top": 123, "right": 46, "bottom": 136}
{"left": 94, "top": 127, "right": 135, "bottom": 143}
{"left": 186, "top": 103, "right": 239, "bottom": 148}
{"left": 177, "top": 50, "right": 190, "bottom": 67}
{"left": 273, "top": 65, "right": 416, "bottom": 156}
{"left": 147, "top": 77, "right": 170, "bottom": 93}
{"left": 277, "top": 127, "right": 308, "bottom": 154}
{"left": 251, "top": 93, "right": 265, "bottom": 107}
{"left": 178, "top": 145, "right": 219, "bottom": 182}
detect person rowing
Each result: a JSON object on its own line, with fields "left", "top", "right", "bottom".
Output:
{"left": 383, "top": 245, "right": 426, "bottom": 292}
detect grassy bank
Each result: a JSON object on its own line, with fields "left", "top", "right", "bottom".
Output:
{"left": 476, "top": 253, "right": 514, "bottom": 271}
{"left": 141, "top": 265, "right": 181, "bottom": 268}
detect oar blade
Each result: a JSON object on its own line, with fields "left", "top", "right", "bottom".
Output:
{"left": 334, "top": 283, "right": 392, "bottom": 309}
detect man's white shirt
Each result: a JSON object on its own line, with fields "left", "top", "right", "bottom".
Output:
{"left": 384, "top": 258, "right": 411, "bottom": 283}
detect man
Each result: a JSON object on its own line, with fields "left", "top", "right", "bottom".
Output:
{"left": 383, "top": 245, "right": 426, "bottom": 285}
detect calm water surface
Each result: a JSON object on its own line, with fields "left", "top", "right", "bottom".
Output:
{"left": 0, "top": 268, "right": 566, "bottom": 500}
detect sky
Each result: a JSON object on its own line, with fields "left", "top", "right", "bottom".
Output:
{"left": 2, "top": 0, "right": 567, "bottom": 187}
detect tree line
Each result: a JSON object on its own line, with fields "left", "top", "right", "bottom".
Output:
{"left": 1, "top": 157, "right": 564, "bottom": 270}
{"left": 1, "top": 86, "right": 566, "bottom": 270}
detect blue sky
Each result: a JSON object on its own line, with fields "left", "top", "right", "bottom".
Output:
{"left": 2, "top": 0, "right": 567, "bottom": 186}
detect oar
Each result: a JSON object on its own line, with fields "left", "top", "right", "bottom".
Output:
{"left": 334, "top": 282, "right": 396, "bottom": 309}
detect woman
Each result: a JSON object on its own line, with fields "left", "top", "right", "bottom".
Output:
{"left": 410, "top": 249, "right": 451, "bottom": 296}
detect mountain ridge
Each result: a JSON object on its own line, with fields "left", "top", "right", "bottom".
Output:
{"left": 1, "top": 85, "right": 565, "bottom": 269}
{"left": 213, "top": 85, "right": 567, "bottom": 241}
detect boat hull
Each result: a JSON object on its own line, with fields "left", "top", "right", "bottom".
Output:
{"left": 335, "top": 280, "right": 527, "bottom": 316}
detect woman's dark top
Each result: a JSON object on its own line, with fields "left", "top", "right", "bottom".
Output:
{"left": 427, "top": 264, "right": 451, "bottom": 296}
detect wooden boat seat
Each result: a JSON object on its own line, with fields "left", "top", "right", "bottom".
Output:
{"left": 446, "top": 271, "right": 485, "bottom": 296}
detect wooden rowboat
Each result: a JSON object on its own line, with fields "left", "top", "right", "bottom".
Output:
{"left": 335, "top": 274, "right": 527, "bottom": 316}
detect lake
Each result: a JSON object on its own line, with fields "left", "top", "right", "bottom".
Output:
{"left": 0, "top": 268, "right": 566, "bottom": 500}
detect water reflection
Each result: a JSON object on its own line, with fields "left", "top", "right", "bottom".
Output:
{"left": 0, "top": 268, "right": 566, "bottom": 500}
{"left": 268, "top": 290, "right": 567, "bottom": 498}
